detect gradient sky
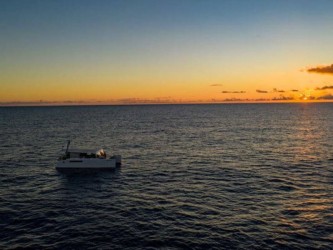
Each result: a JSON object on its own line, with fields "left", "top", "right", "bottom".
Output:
{"left": 1, "top": 0, "right": 333, "bottom": 104}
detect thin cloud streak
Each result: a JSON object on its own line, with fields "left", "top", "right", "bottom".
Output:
{"left": 256, "top": 90, "right": 268, "bottom": 93}
{"left": 223, "top": 98, "right": 248, "bottom": 102}
{"left": 315, "top": 85, "right": 333, "bottom": 90}
{"left": 273, "top": 88, "right": 285, "bottom": 93}
{"left": 317, "top": 94, "right": 333, "bottom": 100}
{"left": 272, "top": 95, "right": 294, "bottom": 101}
{"left": 307, "top": 64, "right": 333, "bottom": 74}
{"left": 222, "top": 91, "right": 246, "bottom": 94}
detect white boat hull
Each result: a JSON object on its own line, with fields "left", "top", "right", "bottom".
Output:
{"left": 56, "top": 156, "right": 121, "bottom": 172}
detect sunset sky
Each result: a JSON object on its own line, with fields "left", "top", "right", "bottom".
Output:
{"left": 1, "top": 0, "right": 333, "bottom": 104}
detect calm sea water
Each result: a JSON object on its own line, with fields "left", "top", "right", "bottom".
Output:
{"left": 0, "top": 104, "right": 332, "bottom": 249}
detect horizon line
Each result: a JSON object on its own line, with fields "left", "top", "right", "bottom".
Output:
{"left": 1, "top": 100, "right": 332, "bottom": 107}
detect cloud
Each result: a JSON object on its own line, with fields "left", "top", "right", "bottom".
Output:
{"left": 273, "top": 88, "right": 285, "bottom": 93}
{"left": 317, "top": 94, "right": 333, "bottom": 100}
{"left": 272, "top": 95, "right": 294, "bottom": 101}
{"left": 307, "top": 64, "right": 333, "bottom": 74}
{"left": 315, "top": 85, "right": 333, "bottom": 90}
{"left": 291, "top": 89, "right": 299, "bottom": 92}
{"left": 254, "top": 98, "right": 271, "bottom": 101}
{"left": 221, "top": 91, "right": 246, "bottom": 93}
{"left": 223, "top": 98, "right": 248, "bottom": 102}
{"left": 210, "top": 84, "right": 223, "bottom": 87}
{"left": 116, "top": 97, "right": 177, "bottom": 104}
{"left": 256, "top": 89, "right": 268, "bottom": 93}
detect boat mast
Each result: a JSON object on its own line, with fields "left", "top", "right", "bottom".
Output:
{"left": 65, "top": 140, "right": 70, "bottom": 154}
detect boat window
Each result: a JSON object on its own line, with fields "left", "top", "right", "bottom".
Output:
{"left": 79, "top": 153, "right": 87, "bottom": 158}
{"left": 70, "top": 152, "right": 80, "bottom": 158}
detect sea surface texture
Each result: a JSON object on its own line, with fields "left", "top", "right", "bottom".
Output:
{"left": 0, "top": 104, "right": 332, "bottom": 249}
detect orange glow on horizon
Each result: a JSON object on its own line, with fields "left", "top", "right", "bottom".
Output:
{"left": 1, "top": 66, "right": 332, "bottom": 105}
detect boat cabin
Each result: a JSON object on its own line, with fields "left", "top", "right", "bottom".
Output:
{"left": 60, "top": 148, "right": 107, "bottom": 160}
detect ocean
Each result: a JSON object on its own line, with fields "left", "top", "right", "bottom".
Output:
{"left": 0, "top": 103, "right": 332, "bottom": 249}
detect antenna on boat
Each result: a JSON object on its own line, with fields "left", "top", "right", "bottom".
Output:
{"left": 65, "top": 140, "right": 70, "bottom": 154}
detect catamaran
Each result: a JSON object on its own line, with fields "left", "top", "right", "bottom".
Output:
{"left": 56, "top": 141, "right": 121, "bottom": 172}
